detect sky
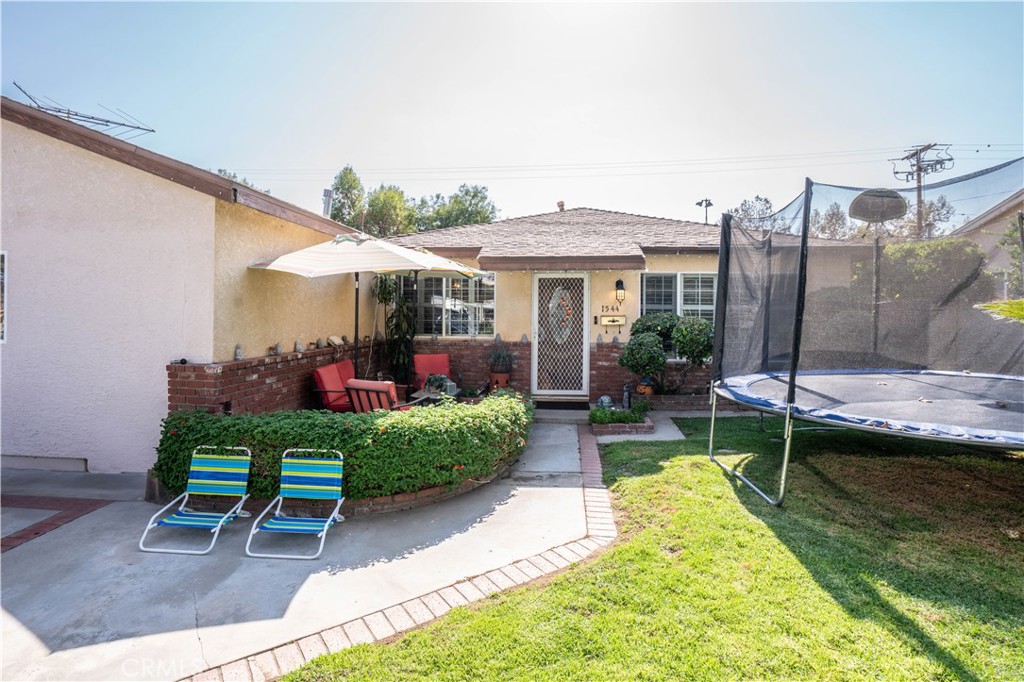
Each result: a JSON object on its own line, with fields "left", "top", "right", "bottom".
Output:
{"left": 3, "top": 2, "right": 1022, "bottom": 224}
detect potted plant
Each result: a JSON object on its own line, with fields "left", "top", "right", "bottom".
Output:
{"left": 487, "top": 340, "right": 515, "bottom": 389}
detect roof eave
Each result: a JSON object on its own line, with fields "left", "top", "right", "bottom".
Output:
{"left": 478, "top": 255, "right": 647, "bottom": 271}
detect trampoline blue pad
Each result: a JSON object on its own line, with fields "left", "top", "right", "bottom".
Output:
{"left": 716, "top": 370, "right": 1024, "bottom": 447}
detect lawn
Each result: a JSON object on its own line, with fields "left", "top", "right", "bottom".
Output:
{"left": 286, "top": 417, "right": 1024, "bottom": 681}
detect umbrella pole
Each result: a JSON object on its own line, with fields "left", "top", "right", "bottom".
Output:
{"left": 354, "top": 272, "right": 360, "bottom": 377}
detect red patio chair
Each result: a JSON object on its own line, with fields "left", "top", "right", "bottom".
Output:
{"left": 312, "top": 360, "right": 355, "bottom": 412}
{"left": 345, "top": 379, "right": 428, "bottom": 413}
{"left": 413, "top": 353, "right": 452, "bottom": 392}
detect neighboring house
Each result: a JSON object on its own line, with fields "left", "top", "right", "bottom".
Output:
{"left": 949, "top": 188, "right": 1024, "bottom": 299}
{"left": 1, "top": 97, "right": 367, "bottom": 473}
{"left": 388, "top": 208, "right": 721, "bottom": 401}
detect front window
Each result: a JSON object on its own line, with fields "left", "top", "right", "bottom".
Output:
{"left": 400, "top": 273, "right": 496, "bottom": 337}
{"left": 641, "top": 273, "right": 717, "bottom": 321}
{"left": 680, "top": 274, "right": 716, "bottom": 321}
{"left": 641, "top": 274, "right": 676, "bottom": 315}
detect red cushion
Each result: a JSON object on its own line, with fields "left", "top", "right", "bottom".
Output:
{"left": 313, "top": 360, "right": 355, "bottom": 412}
{"left": 413, "top": 354, "right": 451, "bottom": 390}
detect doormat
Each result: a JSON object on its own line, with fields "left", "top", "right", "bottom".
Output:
{"left": 533, "top": 401, "right": 590, "bottom": 411}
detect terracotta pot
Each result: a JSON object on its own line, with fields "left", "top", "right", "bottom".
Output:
{"left": 490, "top": 372, "right": 511, "bottom": 390}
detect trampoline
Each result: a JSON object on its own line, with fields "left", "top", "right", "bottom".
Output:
{"left": 709, "top": 160, "right": 1024, "bottom": 506}
{"left": 717, "top": 370, "right": 1024, "bottom": 447}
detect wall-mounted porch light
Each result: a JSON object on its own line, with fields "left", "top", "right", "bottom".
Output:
{"left": 615, "top": 279, "right": 625, "bottom": 303}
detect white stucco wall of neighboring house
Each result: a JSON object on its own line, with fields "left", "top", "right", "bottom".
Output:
{"left": 1, "top": 120, "right": 217, "bottom": 473}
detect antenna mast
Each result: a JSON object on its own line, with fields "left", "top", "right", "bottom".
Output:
{"left": 14, "top": 82, "right": 155, "bottom": 140}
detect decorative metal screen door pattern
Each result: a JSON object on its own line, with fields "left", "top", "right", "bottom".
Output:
{"left": 532, "top": 274, "right": 589, "bottom": 395}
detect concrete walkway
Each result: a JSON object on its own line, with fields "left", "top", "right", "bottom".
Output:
{"left": 0, "top": 422, "right": 617, "bottom": 682}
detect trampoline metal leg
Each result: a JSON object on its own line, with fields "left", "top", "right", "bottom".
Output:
{"left": 709, "top": 391, "right": 792, "bottom": 507}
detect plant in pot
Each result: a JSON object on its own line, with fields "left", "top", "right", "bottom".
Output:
{"left": 384, "top": 293, "right": 416, "bottom": 396}
{"left": 618, "top": 332, "right": 666, "bottom": 394}
{"left": 487, "top": 340, "right": 515, "bottom": 390}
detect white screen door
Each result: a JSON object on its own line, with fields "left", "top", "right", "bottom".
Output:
{"left": 532, "top": 274, "right": 589, "bottom": 396}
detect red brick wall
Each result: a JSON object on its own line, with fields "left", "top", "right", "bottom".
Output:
{"left": 166, "top": 345, "right": 380, "bottom": 415}
{"left": 588, "top": 343, "right": 712, "bottom": 401}
{"left": 411, "top": 338, "right": 531, "bottom": 391}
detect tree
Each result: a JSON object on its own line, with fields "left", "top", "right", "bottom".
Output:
{"left": 727, "top": 195, "right": 790, "bottom": 232}
{"left": 809, "top": 201, "right": 853, "bottom": 239}
{"left": 329, "top": 165, "right": 366, "bottom": 227}
{"left": 364, "top": 184, "right": 415, "bottom": 238}
{"left": 884, "top": 196, "right": 956, "bottom": 239}
{"left": 415, "top": 184, "right": 498, "bottom": 231}
{"left": 216, "top": 169, "right": 270, "bottom": 194}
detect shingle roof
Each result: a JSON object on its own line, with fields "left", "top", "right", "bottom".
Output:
{"left": 388, "top": 208, "right": 719, "bottom": 270}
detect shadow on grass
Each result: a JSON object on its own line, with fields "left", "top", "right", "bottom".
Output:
{"left": 694, "top": 416, "right": 1024, "bottom": 681}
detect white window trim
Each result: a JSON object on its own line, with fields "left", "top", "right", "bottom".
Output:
{"left": 1, "top": 251, "right": 7, "bottom": 344}
{"left": 678, "top": 272, "right": 717, "bottom": 320}
{"left": 404, "top": 273, "right": 497, "bottom": 339}
{"left": 640, "top": 272, "right": 678, "bottom": 316}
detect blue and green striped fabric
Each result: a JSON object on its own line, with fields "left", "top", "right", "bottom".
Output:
{"left": 185, "top": 454, "right": 251, "bottom": 496}
{"left": 280, "top": 457, "right": 343, "bottom": 500}
{"left": 157, "top": 510, "right": 240, "bottom": 529}
{"left": 259, "top": 516, "right": 337, "bottom": 534}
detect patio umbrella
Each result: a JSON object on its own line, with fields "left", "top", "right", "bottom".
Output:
{"left": 250, "top": 234, "right": 483, "bottom": 376}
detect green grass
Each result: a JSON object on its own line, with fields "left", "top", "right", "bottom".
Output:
{"left": 976, "top": 298, "right": 1024, "bottom": 322}
{"left": 286, "top": 417, "right": 1024, "bottom": 681}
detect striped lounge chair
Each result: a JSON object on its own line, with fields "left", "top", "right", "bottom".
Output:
{"left": 139, "top": 446, "right": 252, "bottom": 555}
{"left": 245, "top": 449, "right": 345, "bottom": 560}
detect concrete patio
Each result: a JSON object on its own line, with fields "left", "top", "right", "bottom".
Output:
{"left": 1, "top": 422, "right": 618, "bottom": 682}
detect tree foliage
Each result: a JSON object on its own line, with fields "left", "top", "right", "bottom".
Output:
{"left": 328, "top": 165, "right": 498, "bottom": 235}
{"left": 727, "top": 195, "right": 790, "bottom": 231}
{"left": 881, "top": 238, "right": 995, "bottom": 305}
{"left": 415, "top": 184, "right": 498, "bottom": 231}
{"left": 364, "top": 184, "right": 416, "bottom": 238}
{"left": 329, "top": 165, "right": 366, "bottom": 227}
{"left": 216, "top": 169, "right": 270, "bottom": 194}
{"left": 809, "top": 202, "right": 854, "bottom": 239}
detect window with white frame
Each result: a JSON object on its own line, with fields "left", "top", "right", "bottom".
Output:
{"left": 399, "top": 273, "right": 496, "bottom": 337}
{"left": 641, "top": 273, "right": 716, "bottom": 321}
{"left": 680, "top": 274, "right": 716, "bottom": 321}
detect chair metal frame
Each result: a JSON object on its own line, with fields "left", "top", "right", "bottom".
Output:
{"left": 139, "top": 446, "right": 252, "bottom": 555}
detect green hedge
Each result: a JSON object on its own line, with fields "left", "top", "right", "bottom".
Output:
{"left": 153, "top": 394, "right": 534, "bottom": 501}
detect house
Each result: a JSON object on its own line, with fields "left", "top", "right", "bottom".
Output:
{"left": 949, "top": 188, "right": 1024, "bottom": 299}
{"left": 1, "top": 97, "right": 370, "bottom": 473}
{"left": 387, "top": 208, "right": 722, "bottom": 401}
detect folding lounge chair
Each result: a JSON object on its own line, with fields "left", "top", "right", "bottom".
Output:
{"left": 245, "top": 449, "right": 345, "bottom": 560}
{"left": 139, "top": 446, "right": 252, "bottom": 555}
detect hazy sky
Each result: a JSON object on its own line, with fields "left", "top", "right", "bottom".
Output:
{"left": 3, "top": 2, "right": 1022, "bottom": 223}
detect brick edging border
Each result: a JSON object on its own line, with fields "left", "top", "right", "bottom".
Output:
{"left": 180, "top": 425, "right": 617, "bottom": 682}
{"left": 1, "top": 495, "right": 113, "bottom": 553}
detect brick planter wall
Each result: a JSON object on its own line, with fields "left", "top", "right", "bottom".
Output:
{"left": 590, "top": 416, "right": 655, "bottom": 436}
{"left": 166, "top": 345, "right": 381, "bottom": 415}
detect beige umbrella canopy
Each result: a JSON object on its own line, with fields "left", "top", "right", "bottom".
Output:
{"left": 250, "top": 234, "right": 483, "bottom": 375}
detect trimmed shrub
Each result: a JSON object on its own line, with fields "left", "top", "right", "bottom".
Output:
{"left": 630, "top": 312, "right": 683, "bottom": 348}
{"left": 618, "top": 332, "right": 667, "bottom": 380}
{"left": 153, "top": 394, "right": 533, "bottom": 501}
{"left": 671, "top": 317, "right": 713, "bottom": 364}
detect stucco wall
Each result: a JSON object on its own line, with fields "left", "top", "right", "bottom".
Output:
{"left": 489, "top": 254, "right": 718, "bottom": 344}
{"left": 1, "top": 120, "right": 216, "bottom": 472}
{"left": 213, "top": 203, "right": 366, "bottom": 363}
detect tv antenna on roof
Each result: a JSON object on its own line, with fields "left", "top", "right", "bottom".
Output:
{"left": 14, "top": 82, "right": 155, "bottom": 140}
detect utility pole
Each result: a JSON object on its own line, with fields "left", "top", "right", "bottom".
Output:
{"left": 696, "top": 198, "right": 713, "bottom": 225}
{"left": 890, "top": 143, "right": 953, "bottom": 238}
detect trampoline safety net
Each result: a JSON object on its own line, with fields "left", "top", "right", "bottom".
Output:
{"left": 712, "top": 158, "right": 1024, "bottom": 446}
